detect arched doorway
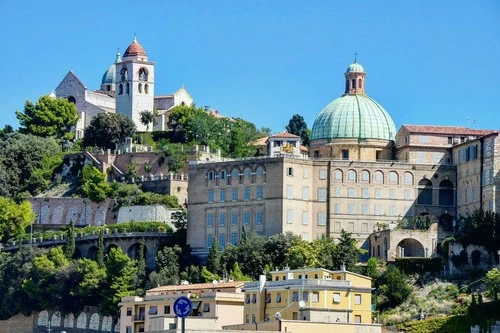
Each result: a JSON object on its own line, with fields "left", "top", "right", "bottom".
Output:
{"left": 417, "top": 179, "right": 433, "bottom": 205}
{"left": 397, "top": 238, "right": 425, "bottom": 257}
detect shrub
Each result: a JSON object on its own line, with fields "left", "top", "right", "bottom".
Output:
{"left": 394, "top": 258, "right": 443, "bottom": 275}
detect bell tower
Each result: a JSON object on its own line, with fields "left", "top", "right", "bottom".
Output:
{"left": 115, "top": 38, "right": 155, "bottom": 132}
{"left": 344, "top": 54, "right": 366, "bottom": 95}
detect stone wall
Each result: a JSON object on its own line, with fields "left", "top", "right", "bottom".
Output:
{"left": 447, "top": 242, "right": 496, "bottom": 274}
{"left": 471, "top": 321, "right": 500, "bottom": 333}
{"left": 0, "top": 313, "right": 35, "bottom": 333}
{"left": 117, "top": 205, "right": 179, "bottom": 226}
{"left": 35, "top": 309, "right": 118, "bottom": 333}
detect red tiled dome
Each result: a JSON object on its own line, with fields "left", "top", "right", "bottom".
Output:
{"left": 123, "top": 38, "right": 147, "bottom": 58}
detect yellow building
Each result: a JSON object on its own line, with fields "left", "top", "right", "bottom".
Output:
{"left": 119, "top": 281, "right": 244, "bottom": 333}
{"left": 241, "top": 267, "right": 373, "bottom": 325}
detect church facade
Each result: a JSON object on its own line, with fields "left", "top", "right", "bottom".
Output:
{"left": 55, "top": 38, "right": 193, "bottom": 137}
{"left": 187, "top": 60, "right": 500, "bottom": 259}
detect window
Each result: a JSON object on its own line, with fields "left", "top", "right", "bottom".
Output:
{"left": 287, "top": 209, "right": 293, "bottom": 224}
{"left": 292, "top": 312, "right": 298, "bottom": 320}
{"left": 342, "top": 149, "right": 349, "bottom": 160}
{"left": 126, "top": 327, "right": 132, "bottom": 333}
{"left": 126, "top": 83, "right": 130, "bottom": 94}
{"left": 374, "top": 171, "right": 383, "bottom": 183}
{"left": 139, "top": 68, "right": 148, "bottom": 81}
{"left": 389, "top": 189, "right": 396, "bottom": 199}
{"left": 355, "top": 315, "right": 361, "bottom": 323}
{"left": 207, "top": 235, "right": 213, "bottom": 248}
{"left": 375, "top": 188, "right": 382, "bottom": 199}
{"left": 335, "top": 187, "right": 342, "bottom": 197}
{"left": 333, "top": 293, "right": 341, "bottom": 303}
{"left": 244, "top": 187, "right": 250, "bottom": 200}
{"left": 318, "top": 187, "right": 327, "bottom": 201}
{"left": 417, "top": 152, "right": 425, "bottom": 164}
{"left": 319, "top": 169, "right": 326, "bottom": 180}
{"left": 292, "top": 291, "right": 299, "bottom": 302}
{"left": 361, "top": 170, "right": 370, "bottom": 182}
{"left": 257, "top": 186, "right": 263, "bottom": 200}
{"left": 148, "top": 306, "right": 157, "bottom": 315}
{"left": 448, "top": 137, "right": 453, "bottom": 144}
{"left": 208, "top": 171, "right": 214, "bottom": 181}
{"left": 265, "top": 293, "right": 271, "bottom": 303}
{"left": 252, "top": 294, "right": 257, "bottom": 303}
{"left": 232, "top": 188, "right": 238, "bottom": 201}
{"left": 243, "top": 211, "right": 250, "bottom": 225}
{"left": 220, "top": 189, "right": 226, "bottom": 202}
{"left": 231, "top": 169, "right": 239, "bottom": 181}
{"left": 231, "top": 212, "right": 238, "bottom": 225}
{"left": 208, "top": 190, "right": 214, "bottom": 203}
{"left": 389, "top": 171, "right": 398, "bottom": 184}
{"left": 312, "top": 292, "right": 319, "bottom": 302}
{"left": 389, "top": 205, "right": 396, "bottom": 216}
{"left": 220, "top": 170, "right": 226, "bottom": 180}
{"left": 354, "top": 294, "right": 361, "bottom": 305}
{"left": 302, "top": 292, "right": 309, "bottom": 302}
{"left": 375, "top": 204, "right": 382, "bottom": 215}
{"left": 207, "top": 213, "right": 214, "bottom": 227}
{"left": 302, "top": 187, "right": 309, "bottom": 200}
{"left": 126, "top": 307, "right": 132, "bottom": 316}
{"left": 347, "top": 170, "right": 356, "bottom": 182}
{"left": 287, "top": 167, "right": 294, "bottom": 176}
{"left": 276, "top": 293, "right": 282, "bottom": 303}
{"left": 303, "top": 169, "right": 309, "bottom": 179}
{"left": 145, "top": 84, "right": 149, "bottom": 94}
{"left": 245, "top": 295, "right": 250, "bottom": 304}
{"left": 361, "top": 204, "right": 368, "bottom": 215}
{"left": 317, "top": 212, "right": 326, "bottom": 226}
{"left": 219, "top": 212, "right": 226, "bottom": 226}
{"left": 252, "top": 314, "right": 256, "bottom": 323}
{"left": 334, "top": 203, "right": 341, "bottom": 214}
{"left": 334, "top": 170, "right": 343, "bottom": 182}
{"left": 287, "top": 185, "right": 293, "bottom": 199}
{"left": 244, "top": 168, "right": 251, "bottom": 179}
{"left": 138, "top": 83, "right": 143, "bottom": 93}
{"left": 362, "top": 188, "right": 369, "bottom": 198}
{"left": 256, "top": 211, "right": 263, "bottom": 224}
{"left": 257, "top": 166, "right": 264, "bottom": 177}
{"left": 348, "top": 203, "right": 355, "bottom": 214}
{"left": 164, "top": 305, "right": 170, "bottom": 314}
{"left": 348, "top": 187, "right": 355, "bottom": 197}
{"left": 202, "top": 303, "right": 210, "bottom": 312}
{"left": 231, "top": 233, "right": 237, "bottom": 245}
{"left": 219, "top": 234, "right": 225, "bottom": 247}
{"left": 118, "top": 84, "right": 124, "bottom": 95}
{"left": 302, "top": 211, "right": 308, "bottom": 225}
{"left": 404, "top": 189, "right": 412, "bottom": 200}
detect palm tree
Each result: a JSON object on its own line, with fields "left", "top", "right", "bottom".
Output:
{"left": 139, "top": 109, "right": 157, "bottom": 132}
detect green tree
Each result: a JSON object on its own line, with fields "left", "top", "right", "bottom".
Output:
{"left": 135, "top": 238, "right": 147, "bottom": 294}
{"left": 147, "top": 245, "right": 182, "bottom": 289}
{"left": 97, "top": 230, "right": 104, "bottom": 268}
{"left": 139, "top": 110, "right": 157, "bottom": 132}
{"left": 180, "top": 265, "right": 202, "bottom": 283}
{"left": 101, "top": 247, "right": 138, "bottom": 317}
{"left": 207, "top": 237, "right": 221, "bottom": 275}
{"left": 485, "top": 268, "right": 500, "bottom": 301}
{"left": 63, "top": 219, "right": 76, "bottom": 259}
{"left": 314, "top": 235, "right": 337, "bottom": 270}
{"left": 286, "top": 237, "right": 320, "bottom": 269}
{"left": 229, "top": 262, "right": 251, "bottom": 281}
{"left": 264, "top": 232, "right": 298, "bottom": 269}
{"left": 83, "top": 113, "right": 136, "bottom": 150}
{"left": 0, "top": 197, "right": 35, "bottom": 243}
{"left": 332, "top": 230, "right": 365, "bottom": 271}
{"left": 378, "top": 266, "right": 412, "bottom": 308}
{"left": 73, "top": 258, "right": 106, "bottom": 306}
{"left": 366, "top": 257, "right": 379, "bottom": 280}
{"left": 16, "top": 95, "right": 78, "bottom": 141}
{"left": 286, "top": 114, "right": 310, "bottom": 145}
{"left": 79, "top": 165, "right": 110, "bottom": 202}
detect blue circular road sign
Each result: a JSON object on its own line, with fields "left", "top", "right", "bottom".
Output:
{"left": 173, "top": 296, "right": 193, "bottom": 319}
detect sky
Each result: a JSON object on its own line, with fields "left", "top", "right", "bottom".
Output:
{"left": 1, "top": 0, "right": 499, "bottom": 133}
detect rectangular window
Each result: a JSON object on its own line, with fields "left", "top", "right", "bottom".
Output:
{"left": 335, "top": 187, "right": 342, "bottom": 197}
{"left": 231, "top": 233, "right": 237, "bottom": 245}
{"left": 319, "top": 169, "right": 326, "bottom": 180}
{"left": 203, "top": 303, "right": 210, "bottom": 312}
{"left": 207, "top": 213, "right": 214, "bottom": 227}
{"left": 292, "top": 291, "right": 299, "bottom": 302}
{"left": 287, "top": 167, "right": 294, "bottom": 176}
{"left": 348, "top": 203, "right": 355, "bottom": 214}
{"left": 208, "top": 190, "right": 214, "bottom": 203}
{"left": 348, "top": 187, "right": 355, "bottom": 197}
{"left": 126, "top": 307, "right": 132, "bottom": 316}
{"left": 265, "top": 293, "right": 271, "bottom": 303}
{"left": 362, "top": 188, "right": 369, "bottom": 198}
{"left": 220, "top": 189, "right": 226, "bottom": 202}
{"left": 334, "top": 222, "right": 341, "bottom": 232}
{"left": 334, "top": 203, "right": 341, "bottom": 214}
{"left": 252, "top": 294, "right": 257, "bottom": 303}
{"left": 354, "top": 294, "right": 362, "bottom": 305}
{"left": 231, "top": 212, "right": 238, "bottom": 225}
{"left": 318, "top": 187, "right": 327, "bottom": 201}
{"left": 333, "top": 293, "right": 341, "bottom": 303}
{"left": 361, "top": 204, "right": 368, "bottom": 215}
{"left": 342, "top": 149, "right": 349, "bottom": 160}
{"left": 256, "top": 210, "right": 263, "bottom": 224}
{"left": 389, "top": 205, "right": 396, "bottom": 216}
{"left": 257, "top": 186, "right": 263, "bottom": 200}
{"left": 243, "top": 211, "right": 250, "bottom": 225}
{"left": 302, "top": 187, "right": 309, "bottom": 200}
{"left": 287, "top": 209, "right": 293, "bottom": 224}
{"left": 302, "top": 211, "right": 308, "bottom": 225}
{"left": 207, "top": 235, "right": 213, "bottom": 248}
{"left": 303, "top": 169, "right": 309, "bottom": 179}
{"left": 302, "top": 291, "right": 309, "bottom": 302}
{"left": 244, "top": 187, "right": 250, "bottom": 200}
{"left": 348, "top": 222, "right": 354, "bottom": 232}
{"left": 287, "top": 185, "right": 293, "bottom": 199}
{"left": 126, "top": 327, "right": 132, "bottom": 333}
{"left": 448, "top": 136, "right": 453, "bottom": 144}
{"left": 317, "top": 212, "right": 326, "bottom": 226}
{"left": 292, "top": 312, "right": 298, "bottom": 320}
{"left": 362, "top": 223, "right": 368, "bottom": 233}
{"left": 219, "top": 234, "right": 225, "bottom": 247}
{"left": 375, "top": 188, "right": 382, "bottom": 199}
{"left": 245, "top": 295, "right": 250, "bottom": 304}
{"left": 219, "top": 212, "right": 226, "bottom": 226}
{"left": 148, "top": 306, "right": 157, "bottom": 315}
{"left": 417, "top": 152, "right": 425, "bottom": 164}
{"left": 404, "top": 189, "right": 412, "bottom": 200}
{"left": 355, "top": 315, "right": 361, "bottom": 323}
{"left": 375, "top": 204, "right": 382, "bottom": 215}
{"left": 312, "top": 292, "right": 319, "bottom": 302}
{"left": 164, "top": 305, "right": 170, "bottom": 314}
{"left": 276, "top": 292, "right": 282, "bottom": 303}
{"left": 232, "top": 188, "right": 238, "bottom": 201}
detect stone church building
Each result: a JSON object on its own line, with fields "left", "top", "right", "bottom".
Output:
{"left": 55, "top": 38, "right": 193, "bottom": 138}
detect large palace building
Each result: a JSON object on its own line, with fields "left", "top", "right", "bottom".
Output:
{"left": 187, "top": 60, "right": 500, "bottom": 258}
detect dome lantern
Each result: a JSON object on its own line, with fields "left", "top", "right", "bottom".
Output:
{"left": 344, "top": 54, "right": 366, "bottom": 95}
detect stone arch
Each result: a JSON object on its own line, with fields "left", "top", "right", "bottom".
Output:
{"left": 102, "top": 316, "right": 113, "bottom": 331}
{"left": 347, "top": 169, "right": 357, "bottom": 182}
{"left": 65, "top": 205, "right": 78, "bottom": 225}
{"left": 38, "top": 310, "right": 49, "bottom": 326}
{"left": 334, "top": 169, "right": 343, "bottom": 182}
{"left": 52, "top": 205, "right": 64, "bottom": 225}
{"left": 127, "top": 242, "right": 147, "bottom": 260}
{"left": 105, "top": 243, "right": 119, "bottom": 255}
{"left": 64, "top": 313, "right": 75, "bottom": 328}
{"left": 138, "top": 67, "right": 148, "bottom": 81}
{"left": 439, "top": 179, "right": 454, "bottom": 206}
{"left": 79, "top": 205, "right": 92, "bottom": 225}
{"left": 374, "top": 170, "right": 384, "bottom": 183}
{"left": 51, "top": 312, "right": 62, "bottom": 327}
{"left": 40, "top": 205, "right": 49, "bottom": 224}
{"left": 76, "top": 312, "right": 87, "bottom": 329}
{"left": 397, "top": 238, "right": 425, "bottom": 257}
{"left": 87, "top": 246, "right": 98, "bottom": 260}
{"left": 439, "top": 213, "right": 453, "bottom": 232}
{"left": 388, "top": 171, "right": 399, "bottom": 184}
{"left": 89, "top": 313, "right": 100, "bottom": 330}
{"left": 68, "top": 96, "right": 76, "bottom": 104}
{"left": 403, "top": 172, "right": 414, "bottom": 185}
{"left": 73, "top": 248, "right": 82, "bottom": 259}
{"left": 417, "top": 178, "right": 433, "bottom": 205}
{"left": 95, "top": 206, "right": 106, "bottom": 226}
{"left": 360, "top": 170, "right": 370, "bottom": 183}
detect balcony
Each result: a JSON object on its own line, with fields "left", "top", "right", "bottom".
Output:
{"left": 245, "top": 279, "right": 352, "bottom": 289}
{"left": 133, "top": 315, "right": 145, "bottom": 322}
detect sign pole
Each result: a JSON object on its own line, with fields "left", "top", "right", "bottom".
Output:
{"left": 182, "top": 317, "right": 185, "bottom": 333}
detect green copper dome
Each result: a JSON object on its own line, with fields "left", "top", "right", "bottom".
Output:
{"left": 311, "top": 94, "right": 396, "bottom": 141}
{"left": 346, "top": 62, "right": 364, "bottom": 73}
{"left": 101, "top": 52, "right": 121, "bottom": 85}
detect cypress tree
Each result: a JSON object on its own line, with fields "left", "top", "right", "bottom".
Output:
{"left": 97, "top": 229, "right": 104, "bottom": 268}
{"left": 63, "top": 219, "right": 76, "bottom": 259}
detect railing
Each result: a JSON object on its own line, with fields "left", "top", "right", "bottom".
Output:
{"left": 245, "top": 279, "right": 351, "bottom": 289}
{"left": 133, "top": 314, "right": 145, "bottom": 321}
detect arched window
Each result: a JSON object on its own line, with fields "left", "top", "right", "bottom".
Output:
{"left": 417, "top": 179, "right": 433, "bottom": 205}
{"left": 120, "top": 67, "right": 128, "bottom": 81}
{"left": 334, "top": 170, "right": 343, "bottom": 182}
{"left": 126, "top": 83, "right": 130, "bottom": 94}
{"left": 67, "top": 96, "right": 76, "bottom": 104}
{"left": 389, "top": 171, "right": 399, "bottom": 184}
{"left": 244, "top": 168, "right": 251, "bottom": 179}
{"left": 138, "top": 83, "right": 143, "bottom": 93}
{"left": 207, "top": 171, "right": 214, "bottom": 181}
{"left": 145, "top": 84, "right": 149, "bottom": 94}
{"left": 374, "top": 171, "right": 384, "bottom": 183}
{"left": 360, "top": 170, "right": 370, "bottom": 183}
{"left": 439, "top": 179, "right": 454, "bottom": 206}
{"left": 358, "top": 78, "right": 362, "bottom": 89}
{"left": 403, "top": 172, "right": 414, "bottom": 185}
{"left": 347, "top": 170, "right": 357, "bottom": 182}
{"left": 220, "top": 170, "right": 227, "bottom": 180}
{"left": 351, "top": 79, "right": 356, "bottom": 91}
{"left": 118, "top": 84, "right": 123, "bottom": 95}
{"left": 231, "top": 168, "right": 239, "bottom": 182}
{"left": 138, "top": 68, "right": 148, "bottom": 81}
{"left": 256, "top": 166, "right": 264, "bottom": 177}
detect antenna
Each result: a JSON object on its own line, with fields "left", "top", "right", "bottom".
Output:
{"left": 354, "top": 51, "right": 358, "bottom": 63}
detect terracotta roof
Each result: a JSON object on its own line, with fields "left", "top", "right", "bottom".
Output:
{"left": 269, "top": 131, "right": 300, "bottom": 139}
{"left": 252, "top": 136, "right": 269, "bottom": 146}
{"left": 123, "top": 38, "right": 147, "bottom": 58}
{"left": 146, "top": 281, "right": 244, "bottom": 295}
{"left": 300, "top": 145, "right": 309, "bottom": 152}
{"left": 401, "top": 125, "right": 496, "bottom": 136}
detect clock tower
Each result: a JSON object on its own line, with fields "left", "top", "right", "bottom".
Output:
{"left": 115, "top": 38, "right": 155, "bottom": 132}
